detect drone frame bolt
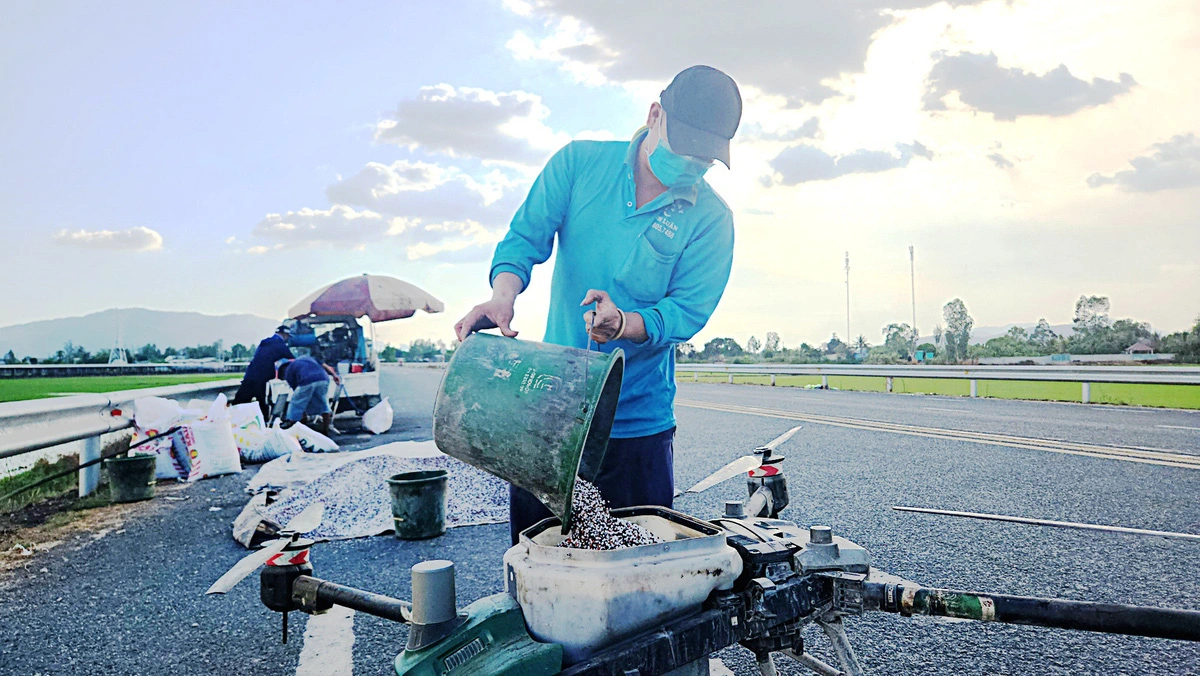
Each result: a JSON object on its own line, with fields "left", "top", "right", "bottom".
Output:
{"left": 725, "top": 500, "right": 747, "bottom": 518}
{"left": 810, "top": 525, "right": 833, "bottom": 544}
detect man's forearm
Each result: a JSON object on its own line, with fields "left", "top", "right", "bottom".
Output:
{"left": 491, "top": 272, "right": 524, "bottom": 302}
{"left": 622, "top": 310, "right": 648, "bottom": 344}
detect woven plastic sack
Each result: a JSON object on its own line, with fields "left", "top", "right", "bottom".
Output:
{"left": 362, "top": 397, "right": 393, "bottom": 434}
{"left": 287, "top": 423, "right": 339, "bottom": 453}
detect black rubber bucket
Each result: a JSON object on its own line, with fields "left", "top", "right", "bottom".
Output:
{"left": 387, "top": 470, "right": 448, "bottom": 540}
{"left": 104, "top": 455, "right": 157, "bottom": 503}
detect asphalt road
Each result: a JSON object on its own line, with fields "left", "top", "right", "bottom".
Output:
{"left": 2, "top": 366, "right": 1198, "bottom": 675}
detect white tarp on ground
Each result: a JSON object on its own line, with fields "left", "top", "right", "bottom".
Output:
{"left": 232, "top": 441, "right": 508, "bottom": 547}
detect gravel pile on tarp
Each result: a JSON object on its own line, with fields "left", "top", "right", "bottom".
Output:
{"left": 559, "top": 479, "right": 663, "bottom": 550}
{"left": 266, "top": 454, "right": 507, "bottom": 540}
{"left": 233, "top": 441, "right": 507, "bottom": 545}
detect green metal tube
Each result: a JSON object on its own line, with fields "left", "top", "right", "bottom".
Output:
{"left": 864, "top": 581, "right": 1200, "bottom": 641}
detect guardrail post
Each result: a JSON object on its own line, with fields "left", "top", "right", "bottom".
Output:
{"left": 770, "top": 374, "right": 776, "bottom": 387}
{"left": 821, "top": 375, "right": 828, "bottom": 389}
{"left": 1082, "top": 382, "right": 1091, "bottom": 404}
{"left": 693, "top": 372, "right": 698, "bottom": 382}
{"left": 728, "top": 374, "right": 734, "bottom": 385}
{"left": 886, "top": 376, "right": 894, "bottom": 393}
{"left": 970, "top": 380, "right": 978, "bottom": 398}
{"left": 79, "top": 436, "right": 101, "bottom": 497}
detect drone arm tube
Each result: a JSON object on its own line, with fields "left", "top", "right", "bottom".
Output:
{"left": 863, "top": 581, "right": 1200, "bottom": 642}
{"left": 293, "top": 575, "right": 412, "bottom": 623}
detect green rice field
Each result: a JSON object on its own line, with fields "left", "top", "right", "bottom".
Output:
{"left": 0, "top": 375, "right": 236, "bottom": 404}
{"left": 678, "top": 372, "right": 1200, "bottom": 409}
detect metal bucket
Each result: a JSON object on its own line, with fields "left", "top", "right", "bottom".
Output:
{"left": 388, "top": 470, "right": 448, "bottom": 539}
{"left": 104, "top": 455, "right": 157, "bottom": 503}
{"left": 433, "top": 333, "right": 624, "bottom": 533}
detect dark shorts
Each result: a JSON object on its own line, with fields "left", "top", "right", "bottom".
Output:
{"left": 508, "top": 426, "right": 675, "bottom": 545}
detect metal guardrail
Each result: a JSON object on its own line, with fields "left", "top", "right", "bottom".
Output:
{"left": 676, "top": 363, "right": 1200, "bottom": 401}
{"left": 1, "top": 362, "right": 247, "bottom": 378}
{"left": 0, "top": 378, "right": 242, "bottom": 496}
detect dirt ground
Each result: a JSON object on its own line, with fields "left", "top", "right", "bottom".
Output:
{"left": 0, "top": 480, "right": 191, "bottom": 584}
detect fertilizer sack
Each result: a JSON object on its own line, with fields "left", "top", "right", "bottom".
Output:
{"left": 170, "top": 395, "right": 242, "bottom": 480}
{"left": 362, "top": 397, "right": 393, "bottom": 434}
{"left": 240, "top": 422, "right": 302, "bottom": 465}
{"left": 229, "top": 402, "right": 272, "bottom": 462}
{"left": 131, "top": 396, "right": 187, "bottom": 479}
{"left": 172, "top": 423, "right": 242, "bottom": 480}
{"left": 287, "top": 423, "right": 338, "bottom": 453}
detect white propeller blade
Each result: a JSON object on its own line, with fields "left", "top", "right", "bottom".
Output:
{"left": 760, "top": 425, "right": 802, "bottom": 453}
{"left": 284, "top": 502, "right": 324, "bottom": 535}
{"left": 677, "top": 426, "right": 802, "bottom": 497}
{"left": 206, "top": 538, "right": 289, "bottom": 595}
{"left": 680, "top": 455, "right": 762, "bottom": 496}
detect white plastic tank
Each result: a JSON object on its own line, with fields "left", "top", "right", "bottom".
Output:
{"left": 503, "top": 506, "right": 742, "bottom": 665}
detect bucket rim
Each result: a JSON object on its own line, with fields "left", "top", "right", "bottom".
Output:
{"left": 103, "top": 454, "right": 158, "bottom": 465}
{"left": 387, "top": 469, "right": 449, "bottom": 484}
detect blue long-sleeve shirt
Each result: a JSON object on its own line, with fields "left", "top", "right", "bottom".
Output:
{"left": 490, "top": 131, "right": 735, "bottom": 438}
{"left": 244, "top": 334, "right": 294, "bottom": 384}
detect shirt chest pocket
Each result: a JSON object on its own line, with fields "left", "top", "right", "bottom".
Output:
{"left": 613, "top": 234, "right": 680, "bottom": 304}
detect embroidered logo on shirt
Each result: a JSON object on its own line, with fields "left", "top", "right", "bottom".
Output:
{"left": 650, "top": 213, "right": 679, "bottom": 239}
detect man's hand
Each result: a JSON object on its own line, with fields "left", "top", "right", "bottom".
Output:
{"left": 454, "top": 272, "right": 523, "bottom": 342}
{"left": 581, "top": 289, "right": 625, "bottom": 344}
{"left": 455, "top": 298, "right": 518, "bottom": 342}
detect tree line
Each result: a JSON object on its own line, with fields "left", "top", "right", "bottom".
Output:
{"left": 678, "top": 295, "right": 1200, "bottom": 365}
{"left": 2, "top": 338, "right": 459, "bottom": 366}
{"left": 2, "top": 340, "right": 233, "bottom": 365}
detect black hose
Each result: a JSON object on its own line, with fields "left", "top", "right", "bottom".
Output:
{"left": 0, "top": 426, "right": 180, "bottom": 504}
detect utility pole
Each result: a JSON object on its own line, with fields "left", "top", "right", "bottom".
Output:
{"left": 909, "top": 245, "right": 917, "bottom": 358}
{"left": 844, "top": 252, "right": 851, "bottom": 344}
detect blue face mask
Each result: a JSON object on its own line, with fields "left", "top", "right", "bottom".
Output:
{"left": 645, "top": 122, "right": 712, "bottom": 189}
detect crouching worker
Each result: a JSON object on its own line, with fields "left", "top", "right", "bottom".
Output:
{"left": 279, "top": 356, "right": 340, "bottom": 435}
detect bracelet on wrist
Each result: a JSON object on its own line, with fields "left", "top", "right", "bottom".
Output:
{"left": 614, "top": 310, "right": 627, "bottom": 340}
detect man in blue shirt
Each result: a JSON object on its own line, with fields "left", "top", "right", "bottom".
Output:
{"left": 280, "top": 356, "right": 339, "bottom": 435}
{"left": 233, "top": 326, "right": 295, "bottom": 419}
{"left": 454, "top": 66, "right": 742, "bottom": 543}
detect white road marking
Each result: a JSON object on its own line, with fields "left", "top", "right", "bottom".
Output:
{"left": 709, "top": 658, "right": 736, "bottom": 675}
{"left": 1157, "top": 425, "right": 1200, "bottom": 431}
{"left": 926, "top": 407, "right": 971, "bottom": 413}
{"left": 296, "top": 606, "right": 355, "bottom": 676}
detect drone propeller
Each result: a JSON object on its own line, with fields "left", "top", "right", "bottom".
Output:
{"left": 677, "top": 426, "right": 802, "bottom": 496}
{"left": 206, "top": 502, "right": 324, "bottom": 595}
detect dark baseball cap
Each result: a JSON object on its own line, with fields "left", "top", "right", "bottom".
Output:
{"left": 660, "top": 65, "right": 742, "bottom": 168}
{"left": 275, "top": 325, "right": 291, "bottom": 335}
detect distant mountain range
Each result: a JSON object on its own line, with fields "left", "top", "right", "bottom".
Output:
{"left": 0, "top": 308, "right": 280, "bottom": 359}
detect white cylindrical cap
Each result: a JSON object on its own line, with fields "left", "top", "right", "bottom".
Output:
{"left": 411, "top": 560, "right": 457, "bottom": 625}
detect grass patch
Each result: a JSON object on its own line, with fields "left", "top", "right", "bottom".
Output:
{"left": 1091, "top": 382, "right": 1200, "bottom": 408}
{"left": 0, "top": 374, "right": 232, "bottom": 403}
{"left": 1, "top": 450, "right": 123, "bottom": 540}
{"left": 0, "top": 456, "right": 80, "bottom": 512}
{"left": 679, "top": 372, "right": 1200, "bottom": 409}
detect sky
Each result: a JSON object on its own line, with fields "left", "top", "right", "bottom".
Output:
{"left": 2, "top": 0, "right": 1198, "bottom": 350}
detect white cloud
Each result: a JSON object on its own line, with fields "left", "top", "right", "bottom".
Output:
{"left": 52, "top": 226, "right": 163, "bottom": 252}
{"left": 374, "top": 84, "right": 567, "bottom": 166}
{"left": 1088, "top": 133, "right": 1200, "bottom": 192}
{"left": 326, "top": 160, "right": 526, "bottom": 228}
{"left": 765, "top": 141, "right": 933, "bottom": 185}
{"left": 251, "top": 206, "right": 392, "bottom": 249}
{"left": 924, "top": 51, "right": 1136, "bottom": 121}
